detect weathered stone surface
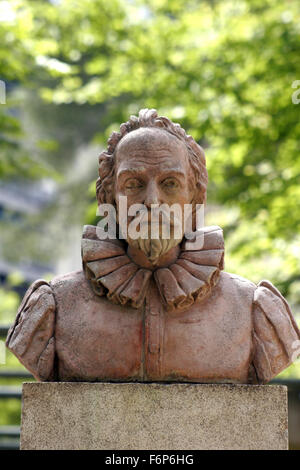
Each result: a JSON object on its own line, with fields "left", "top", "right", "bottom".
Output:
{"left": 21, "top": 382, "right": 288, "bottom": 450}
{"left": 6, "top": 109, "right": 300, "bottom": 385}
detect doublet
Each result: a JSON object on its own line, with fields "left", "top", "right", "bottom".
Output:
{"left": 6, "top": 225, "right": 300, "bottom": 384}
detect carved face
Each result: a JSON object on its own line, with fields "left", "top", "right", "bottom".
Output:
{"left": 114, "top": 127, "right": 194, "bottom": 263}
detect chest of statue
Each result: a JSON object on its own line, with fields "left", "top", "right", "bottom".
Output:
{"left": 51, "top": 270, "right": 254, "bottom": 383}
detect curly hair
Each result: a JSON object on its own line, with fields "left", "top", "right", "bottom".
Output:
{"left": 96, "top": 108, "right": 208, "bottom": 209}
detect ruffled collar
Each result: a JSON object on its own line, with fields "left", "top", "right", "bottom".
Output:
{"left": 82, "top": 225, "right": 224, "bottom": 312}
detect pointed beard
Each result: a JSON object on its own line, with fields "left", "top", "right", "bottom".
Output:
{"left": 123, "top": 208, "right": 184, "bottom": 264}
{"left": 127, "top": 234, "right": 182, "bottom": 265}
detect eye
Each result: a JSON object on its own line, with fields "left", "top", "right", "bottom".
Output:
{"left": 124, "top": 178, "right": 144, "bottom": 190}
{"left": 161, "top": 178, "right": 179, "bottom": 191}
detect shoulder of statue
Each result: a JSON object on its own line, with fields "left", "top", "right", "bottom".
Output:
{"left": 216, "top": 271, "right": 256, "bottom": 302}
{"left": 6, "top": 279, "right": 56, "bottom": 381}
{"left": 251, "top": 279, "right": 300, "bottom": 383}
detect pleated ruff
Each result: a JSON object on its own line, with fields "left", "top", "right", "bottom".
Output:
{"left": 82, "top": 225, "right": 224, "bottom": 312}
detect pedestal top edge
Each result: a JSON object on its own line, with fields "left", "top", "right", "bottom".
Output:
{"left": 21, "top": 381, "right": 288, "bottom": 391}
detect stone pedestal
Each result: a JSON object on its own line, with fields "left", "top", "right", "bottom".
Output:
{"left": 20, "top": 382, "right": 288, "bottom": 450}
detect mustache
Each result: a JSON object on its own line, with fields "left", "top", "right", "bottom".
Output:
{"left": 128, "top": 208, "right": 183, "bottom": 235}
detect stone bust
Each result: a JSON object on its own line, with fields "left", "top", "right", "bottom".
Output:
{"left": 6, "top": 108, "right": 300, "bottom": 384}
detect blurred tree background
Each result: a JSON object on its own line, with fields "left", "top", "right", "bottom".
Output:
{"left": 0, "top": 0, "right": 300, "bottom": 429}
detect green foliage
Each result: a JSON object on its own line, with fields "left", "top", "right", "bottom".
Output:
{"left": 0, "top": 287, "right": 20, "bottom": 325}
{"left": 0, "top": 397, "right": 21, "bottom": 427}
{"left": 0, "top": 281, "right": 28, "bottom": 428}
{"left": 0, "top": 1, "right": 57, "bottom": 181}
{"left": 0, "top": 350, "right": 27, "bottom": 427}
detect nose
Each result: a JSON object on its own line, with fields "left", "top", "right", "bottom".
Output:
{"left": 144, "top": 180, "right": 160, "bottom": 208}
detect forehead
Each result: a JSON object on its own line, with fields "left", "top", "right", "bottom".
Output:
{"left": 115, "top": 128, "right": 189, "bottom": 173}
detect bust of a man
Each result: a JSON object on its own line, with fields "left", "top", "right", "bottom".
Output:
{"left": 6, "top": 109, "right": 300, "bottom": 384}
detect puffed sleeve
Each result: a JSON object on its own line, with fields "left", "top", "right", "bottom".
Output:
{"left": 251, "top": 280, "right": 300, "bottom": 384}
{"left": 6, "top": 279, "right": 56, "bottom": 381}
